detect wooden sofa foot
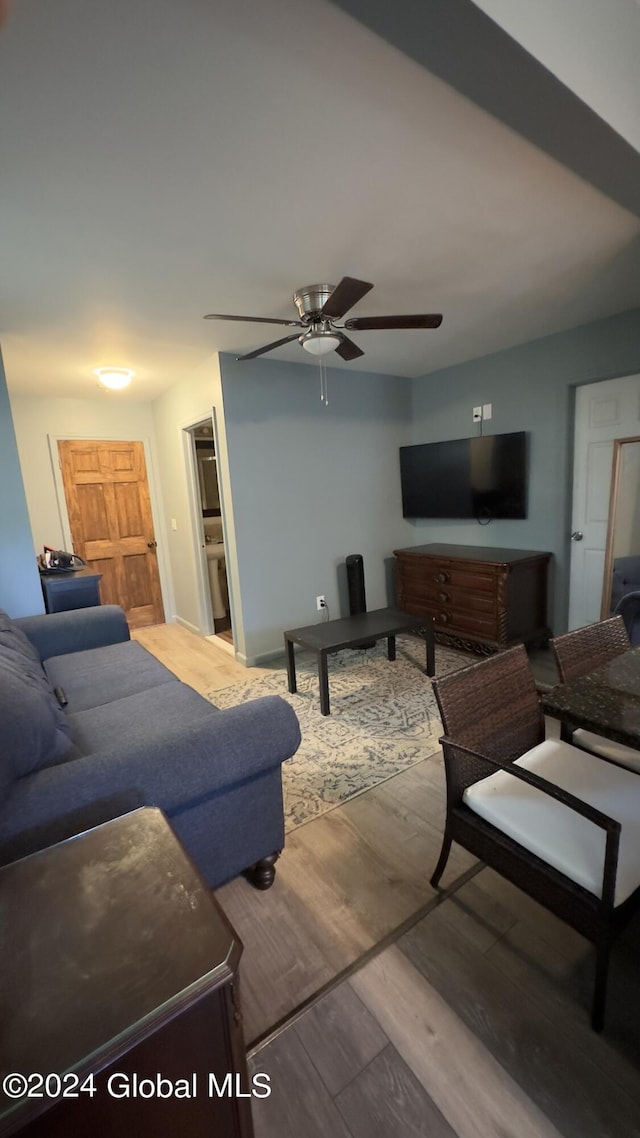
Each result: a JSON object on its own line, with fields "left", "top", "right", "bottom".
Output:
{"left": 245, "top": 853, "right": 280, "bottom": 890}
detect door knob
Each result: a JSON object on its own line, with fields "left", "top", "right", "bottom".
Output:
{"left": 147, "top": 540, "right": 158, "bottom": 549}
{"left": 571, "top": 531, "right": 584, "bottom": 542}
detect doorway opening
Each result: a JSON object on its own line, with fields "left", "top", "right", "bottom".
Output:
{"left": 190, "top": 418, "right": 233, "bottom": 648}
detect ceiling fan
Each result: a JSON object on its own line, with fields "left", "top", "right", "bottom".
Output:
{"left": 204, "top": 276, "right": 442, "bottom": 362}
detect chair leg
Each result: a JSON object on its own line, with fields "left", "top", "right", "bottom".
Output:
{"left": 430, "top": 830, "right": 453, "bottom": 889}
{"left": 591, "top": 935, "right": 612, "bottom": 1032}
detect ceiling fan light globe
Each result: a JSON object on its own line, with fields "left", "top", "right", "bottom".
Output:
{"left": 300, "top": 331, "right": 341, "bottom": 357}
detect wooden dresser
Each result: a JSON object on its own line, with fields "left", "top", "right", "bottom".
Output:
{"left": 394, "top": 543, "right": 552, "bottom": 653}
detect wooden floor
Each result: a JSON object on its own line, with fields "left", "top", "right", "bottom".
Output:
{"left": 132, "top": 620, "right": 246, "bottom": 693}
{"left": 135, "top": 624, "right": 640, "bottom": 1138}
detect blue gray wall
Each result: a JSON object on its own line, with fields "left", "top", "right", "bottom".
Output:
{"left": 408, "top": 307, "right": 640, "bottom": 633}
{"left": 219, "top": 353, "right": 415, "bottom": 662}
{"left": 0, "top": 348, "right": 44, "bottom": 616}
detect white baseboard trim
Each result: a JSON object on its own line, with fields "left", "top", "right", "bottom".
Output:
{"left": 174, "top": 615, "right": 203, "bottom": 636}
{"left": 241, "top": 646, "right": 288, "bottom": 668}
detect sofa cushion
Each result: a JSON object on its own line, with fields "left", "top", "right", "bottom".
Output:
{"left": 66, "top": 681, "right": 218, "bottom": 758}
{"left": 0, "top": 641, "right": 73, "bottom": 738}
{"left": 0, "top": 609, "right": 42, "bottom": 665}
{"left": 0, "top": 610, "right": 73, "bottom": 750}
{"left": 0, "top": 659, "right": 75, "bottom": 783}
{"left": 44, "top": 641, "right": 179, "bottom": 712}
{"left": 463, "top": 737, "right": 640, "bottom": 907}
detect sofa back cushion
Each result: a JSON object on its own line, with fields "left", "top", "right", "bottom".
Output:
{"left": 0, "top": 611, "right": 74, "bottom": 786}
{"left": 0, "top": 657, "right": 75, "bottom": 786}
{"left": 0, "top": 609, "right": 42, "bottom": 665}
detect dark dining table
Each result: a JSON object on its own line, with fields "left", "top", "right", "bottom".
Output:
{"left": 541, "top": 646, "right": 640, "bottom": 748}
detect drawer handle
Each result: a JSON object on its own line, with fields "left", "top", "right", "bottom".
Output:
{"left": 437, "top": 591, "right": 450, "bottom": 603}
{"left": 438, "top": 612, "right": 450, "bottom": 624}
{"left": 434, "top": 572, "right": 450, "bottom": 584}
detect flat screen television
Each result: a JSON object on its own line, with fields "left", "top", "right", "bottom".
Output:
{"left": 399, "top": 431, "right": 527, "bottom": 520}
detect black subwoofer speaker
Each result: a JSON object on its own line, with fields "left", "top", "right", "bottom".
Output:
{"left": 346, "top": 553, "right": 367, "bottom": 615}
{"left": 345, "top": 554, "right": 375, "bottom": 647}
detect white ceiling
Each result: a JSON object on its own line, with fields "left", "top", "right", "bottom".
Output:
{"left": 1, "top": 0, "right": 638, "bottom": 401}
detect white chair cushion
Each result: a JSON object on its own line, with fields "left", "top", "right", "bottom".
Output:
{"left": 463, "top": 738, "right": 640, "bottom": 906}
{"left": 572, "top": 728, "right": 640, "bottom": 774}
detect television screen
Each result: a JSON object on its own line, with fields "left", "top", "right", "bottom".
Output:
{"left": 399, "top": 431, "right": 527, "bottom": 519}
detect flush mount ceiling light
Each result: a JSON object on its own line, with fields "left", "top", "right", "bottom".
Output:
{"left": 93, "top": 366, "right": 135, "bottom": 391}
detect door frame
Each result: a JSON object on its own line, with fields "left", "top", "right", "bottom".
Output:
{"left": 568, "top": 372, "right": 640, "bottom": 628}
{"left": 48, "top": 431, "right": 173, "bottom": 619}
{"left": 181, "top": 410, "right": 235, "bottom": 647}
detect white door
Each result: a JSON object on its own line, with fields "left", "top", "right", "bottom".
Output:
{"left": 569, "top": 373, "right": 640, "bottom": 628}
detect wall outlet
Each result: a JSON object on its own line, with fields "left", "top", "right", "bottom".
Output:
{"left": 482, "top": 403, "right": 493, "bottom": 420}
{"left": 473, "top": 406, "right": 482, "bottom": 422}
{"left": 316, "top": 595, "right": 326, "bottom": 611}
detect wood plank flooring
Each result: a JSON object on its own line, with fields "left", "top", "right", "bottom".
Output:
{"left": 132, "top": 620, "right": 246, "bottom": 692}
{"left": 135, "top": 623, "right": 640, "bottom": 1137}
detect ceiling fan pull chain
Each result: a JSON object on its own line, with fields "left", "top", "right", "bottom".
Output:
{"left": 319, "top": 359, "right": 329, "bottom": 407}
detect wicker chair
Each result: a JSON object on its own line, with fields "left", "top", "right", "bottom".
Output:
{"left": 551, "top": 615, "right": 629, "bottom": 683}
{"left": 431, "top": 644, "right": 640, "bottom": 1031}
{"left": 549, "top": 616, "right": 640, "bottom": 774}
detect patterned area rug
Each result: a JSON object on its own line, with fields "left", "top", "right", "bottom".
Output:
{"left": 209, "top": 636, "right": 471, "bottom": 831}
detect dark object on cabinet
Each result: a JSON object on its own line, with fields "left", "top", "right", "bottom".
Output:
{"left": 39, "top": 567, "right": 102, "bottom": 613}
{"left": 394, "top": 543, "right": 551, "bottom": 653}
{"left": 0, "top": 809, "right": 255, "bottom": 1138}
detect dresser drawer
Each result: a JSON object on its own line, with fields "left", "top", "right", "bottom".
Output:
{"left": 398, "top": 556, "right": 498, "bottom": 595}
{"left": 421, "top": 582, "right": 496, "bottom": 615}
{"left": 433, "top": 604, "right": 499, "bottom": 639}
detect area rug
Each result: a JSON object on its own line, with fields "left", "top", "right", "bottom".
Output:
{"left": 209, "top": 636, "right": 472, "bottom": 831}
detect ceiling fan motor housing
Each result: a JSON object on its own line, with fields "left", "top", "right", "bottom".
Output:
{"left": 293, "top": 284, "right": 336, "bottom": 323}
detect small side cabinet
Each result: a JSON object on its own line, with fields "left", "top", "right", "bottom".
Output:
{"left": 39, "top": 568, "right": 102, "bottom": 613}
{"left": 0, "top": 809, "right": 255, "bottom": 1138}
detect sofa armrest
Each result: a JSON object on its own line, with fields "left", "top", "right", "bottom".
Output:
{"left": 15, "top": 605, "right": 130, "bottom": 661}
{"left": 2, "top": 696, "right": 301, "bottom": 846}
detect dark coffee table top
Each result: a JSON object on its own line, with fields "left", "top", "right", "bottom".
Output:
{"left": 284, "top": 607, "right": 430, "bottom": 653}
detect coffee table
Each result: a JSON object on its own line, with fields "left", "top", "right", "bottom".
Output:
{"left": 283, "top": 606, "right": 435, "bottom": 716}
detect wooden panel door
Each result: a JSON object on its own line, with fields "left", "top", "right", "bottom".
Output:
{"left": 58, "top": 440, "right": 164, "bottom": 629}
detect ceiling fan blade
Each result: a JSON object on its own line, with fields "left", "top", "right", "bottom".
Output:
{"left": 204, "top": 313, "right": 302, "bottom": 327}
{"left": 320, "top": 276, "right": 374, "bottom": 320}
{"left": 335, "top": 335, "right": 364, "bottom": 361}
{"left": 235, "top": 333, "right": 301, "bottom": 361}
{"left": 344, "top": 313, "right": 443, "bottom": 331}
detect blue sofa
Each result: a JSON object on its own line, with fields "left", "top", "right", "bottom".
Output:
{"left": 0, "top": 605, "right": 301, "bottom": 889}
{"left": 610, "top": 555, "right": 640, "bottom": 613}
